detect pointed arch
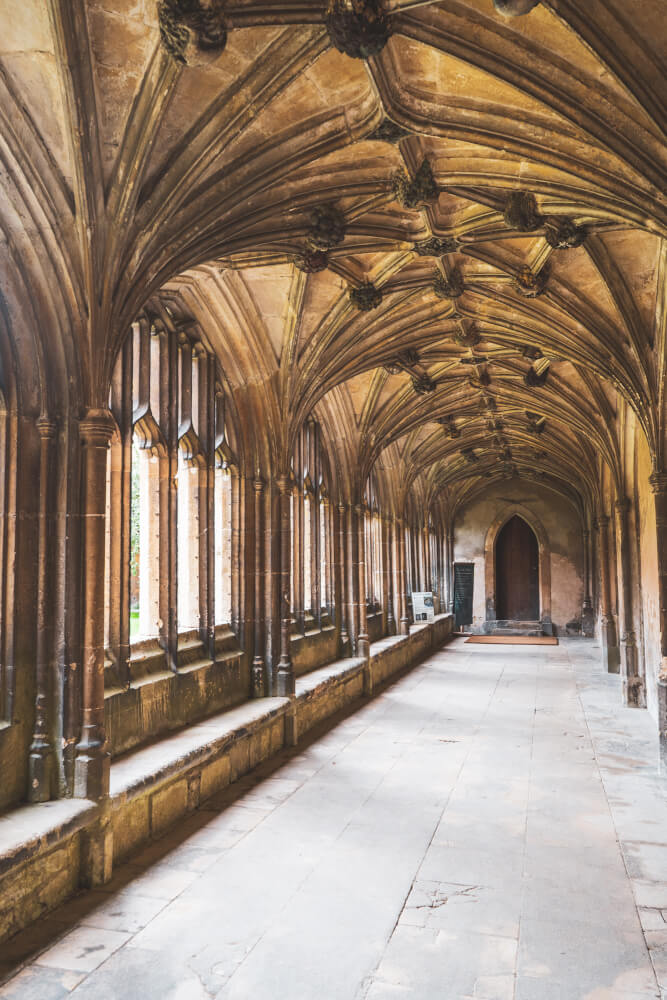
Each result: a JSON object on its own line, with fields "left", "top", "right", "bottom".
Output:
{"left": 484, "top": 503, "right": 552, "bottom": 630}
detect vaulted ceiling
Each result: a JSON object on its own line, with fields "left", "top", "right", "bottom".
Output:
{"left": 0, "top": 0, "right": 665, "bottom": 515}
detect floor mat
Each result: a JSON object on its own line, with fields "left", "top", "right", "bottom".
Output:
{"left": 465, "top": 635, "right": 559, "bottom": 645}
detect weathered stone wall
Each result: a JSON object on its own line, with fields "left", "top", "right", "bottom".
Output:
{"left": 453, "top": 479, "right": 584, "bottom": 634}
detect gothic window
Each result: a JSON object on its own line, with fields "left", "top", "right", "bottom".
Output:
{"left": 0, "top": 385, "right": 15, "bottom": 723}
{"left": 290, "top": 419, "right": 331, "bottom": 630}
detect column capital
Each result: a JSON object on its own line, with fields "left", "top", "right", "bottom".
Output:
{"left": 253, "top": 476, "right": 265, "bottom": 493}
{"left": 276, "top": 473, "right": 291, "bottom": 494}
{"left": 80, "top": 408, "right": 115, "bottom": 446}
{"left": 36, "top": 414, "right": 57, "bottom": 439}
{"left": 594, "top": 515, "right": 609, "bottom": 530}
{"left": 649, "top": 471, "right": 667, "bottom": 495}
{"left": 615, "top": 497, "right": 631, "bottom": 516}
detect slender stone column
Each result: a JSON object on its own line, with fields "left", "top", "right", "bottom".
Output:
{"left": 446, "top": 526, "right": 454, "bottom": 614}
{"left": 581, "top": 528, "right": 595, "bottom": 637}
{"left": 650, "top": 473, "right": 667, "bottom": 744}
{"left": 356, "top": 504, "right": 369, "bottom": 659}
{"left": 28, "top": 416, "right": 57, "bottom": 801}
{"left": 252, "top": 477, "right": 265, "bottom": 697}
{"left": 276, "top": 475, "right": 294, "bottom": 696}
{"left": 397, "top": 518, "right": 410, "bottom": 635}
{"left": 615, "top": 498, "right": 645, "bottom": 707}
{"left": 384, "top": 517, "right": 395, "bottom": 635}
{"left": 74, "top": 409, "right": 115, "bottom": 800}
{"left": 337, "top": 504, "right": 349, "bottom": 654}
{"left": 595, "top": 515, "right": 620, "bottom": 675}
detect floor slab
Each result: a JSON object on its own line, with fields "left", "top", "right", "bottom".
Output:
{"left": 1, "top": 638, "right": 666, "bottom": 1000}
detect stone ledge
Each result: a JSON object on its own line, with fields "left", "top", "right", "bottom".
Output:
{"left": 0, "top": 613, "right": 453, "bottom": 944}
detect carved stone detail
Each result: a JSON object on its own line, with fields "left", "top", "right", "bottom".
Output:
{"left": 526, "top": 411, "right": 546, "bottom": 434}
{"left": 349, "top": 281, "right": 383, "bottom": 310}
{"left": 412, "top": 373, "right": 436, "bottom": 395}
{"left": 522, "top": 344, "right": 543, "bottom": 360}
{"left": 325, "top": 0, "right": 392, "bottom": 60}
{"left": 504, "top": 191, "right": 542, "bottom": 231}
{"left": 461, "top": 448, "right": 478, "bottom": 463}
{"left": 158, "top": 0, "right": 228, "bottom": 63}
{"left": 514, "top": 265, "right": 548, "bottom": 297}
{"left": 307, "top": 204, "right": 346, "bottom": 251}
{"left": 383, "top": 349, "right": 419, "bottom": 375}
{"left": 433, "top": 267, "right": 464, "bottom": 300}
{"left": 392, "top": 159, "right": 438, "bottom": 209}
{"left": 525, "top": 364, "right": 550, "bottom": 388}
{"left": 294, "top": 249, "right": 329, "bottom": 273}
{"left": 544, "top": 216, "right": 586, "bottom": 249}
{"left": 494, "top": 0, "right": 540, "bottom": 14}
{"left": 368, "top": 118, "right": 411, "bottom": 143}
{"left": 439, "top": 415, "right": 460, "bottom": 439}
{"left": 413, "top": 236, "right": 460, "bottom": 257}
{"left": 454, "top": 324, "right": 480, "bottom": 348}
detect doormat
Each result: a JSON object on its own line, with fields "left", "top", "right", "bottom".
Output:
{"left": 465, "top": 635, "right": 559, "bottom": 646}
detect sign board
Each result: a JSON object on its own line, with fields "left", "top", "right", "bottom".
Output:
{"left": 454, "top": 563, "right": 474, "bottom": 628}
{"left": 412, "top": 591, "right": 435, "bottom": 623}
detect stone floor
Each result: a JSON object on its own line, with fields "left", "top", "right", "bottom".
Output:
{"left": 2, "top": 637, "right": 667, "bottom": 1000}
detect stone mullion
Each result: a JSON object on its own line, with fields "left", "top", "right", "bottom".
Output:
{"left": 336, "top": 504, "right": 349, "bottom": 655}
{"left": 252, "top": 477, "right": 265, "bottom": 697}
{"left": 74, "top": 409, "right": 115, "bottom": 800}
{"left": 447, "top": 526, "right": 454, "bottom": 614}
{"left": 230, "top": 468, "right": 241, "bottom": 638}
{"left": 398, "top": 518, "right": 410, "bottom": 635}
{"left": 266, "top": 484, "right": 281, "bottom": 693}
{"left": 356, "top": 504, "right": 370, "bottom": 658}
{"left": 596, "top": 514, "right": 620, "bottom": 674}
{"left": 312, "top": 426, "right": 321, "bottom": 626}
{"left": 109, "top": 336, "right": 132, "bottom": 687}
{"left": 615, "top": 498, "right": 644, "bottom": 707}
{"left": 276, "top": 475, "right": 294, "bottom": 695}
{"left": 161, "top": 327, "right": 178, "bottom": 670}
{"left": 28, "top": 416, "right": 56, "bottom": 801}
{"left": 346, "top": 504, "right": 359, "bottom": 652}
{"left": 197, "top": 349, "right": 213, "bottom": 654}
{"left": 582, "top": 527, "right": 595, "bottom": 637}
{"left": 382, "top": 516, "right": 393, "bottom": 635}
{"left": 650, "top": 474, "right": 667, "bottom": 747}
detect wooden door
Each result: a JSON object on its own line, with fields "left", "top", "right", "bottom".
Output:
{"left": 495, "top": 516, "right": 539, "bottom": 620}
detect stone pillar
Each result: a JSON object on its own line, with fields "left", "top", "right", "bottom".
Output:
{"left": 337, "top": 503, "right": 349, "bottom": 655}
{"left": 74, "top": 409, "right": 115, "bottom": 800}
{"left": 649, "top": 474, "right": 667, "bottom": 742}
{"left": 356, "top": 504, "right": 369, "bottom": 659}
{"left": 446, "top": 526, "right": 454, "bottom": 614}
{"left": 252, "top": 477, "right": 265, "bottom": 697}
{"left": 596, "top": 515, "right": 620, "bottom": 675}
{"left": 276, "top": 475, "right": 294, "bottom": 696}
{"left": 615, "top": 498, "right": 645, "bottom": 707}
{"left": 384, "top": 517, "right": 395, "bottom": 635}
{"left": 581, "top": 528, "right": 595, "bottom": 637}
{"left": 28, "top": 416, "right": 56, "bottom": 802}
{"left": 398, "top": 518, "right": 410, "bottom": 635}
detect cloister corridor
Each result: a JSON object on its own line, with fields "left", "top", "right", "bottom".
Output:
{"left": 2, "top": 637, "right": 666, "bottom": 1000}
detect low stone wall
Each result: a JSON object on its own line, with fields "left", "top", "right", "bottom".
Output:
{"left": 0, "top": 614, "right": 452, "bottom": 944}
{"left": 291, "top": 623, "right": 339, "bottom": 677}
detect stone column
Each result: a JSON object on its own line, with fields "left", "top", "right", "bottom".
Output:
{"left": 615, "top": 498, "right": 644, "bottom": 707}
{"left": 595, "top": 515, "right": 620, "bottom": 675}
{"left": 337, "top": 503, "right": 349, "bottom": 655}
{"left": 28, "top": 416, "right": 56, "bottom": 801}
{"left": 384, "top": 517, "right": 395, "bottom": 635}
{"left": 446, "top": 526, "right": 454, "bottom": 614}
{"left": 398, "top": 518, "right": 410, "bottom": 635}
{"left": 581, "top": 528, "right": 595, "bottom": 637}
{"left": 252, "top": 477, "right": 265, "bottom": 697}
{"left": 649, "top": 473, "right": 667, "bottom": 742}
{"left": 356, "top": 504, "right": 369, "bottom": 659}
{"left": 276, "top": 475, "right": 294, "bottom": 696}
{"left": 74, "top": 409, "right": 115, "bottom": 800}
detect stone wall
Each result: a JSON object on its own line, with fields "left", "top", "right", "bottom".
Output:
{"left": 453, "top": 480, "right": 584, "bottom": 635}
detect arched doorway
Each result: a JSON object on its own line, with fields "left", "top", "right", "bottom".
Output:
{"left": 495, "top": 515, "right": 540, "bottom": 620}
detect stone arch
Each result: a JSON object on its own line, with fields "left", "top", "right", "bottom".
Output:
{"left": 484, "top": 504, "right": 552, "bottom": 631}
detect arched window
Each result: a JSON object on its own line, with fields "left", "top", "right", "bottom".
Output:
{"left": 106, "top": 316, "right": 237, "bottom": 686}
{"left": 290, "top": 419, "right": 331, "bottom": 631}
{"left": 364, "top": 473, "right": 383, "bottom": 610}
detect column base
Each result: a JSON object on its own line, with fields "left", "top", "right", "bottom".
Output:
{"left": 27, "top": 745, "right": 53, "bottom": 803}
{"left": 357, "top": 634, "right": 369, "bottom": 659}
{"left": 276, "top": 662, "right": 295, "bottom": 697}
{"left": 251, "top": 658, "right": 265, "bottom": 698}
{"left": 399, "top": 617, "right": 410, "bottom": 636}
{"left": 581, "top": 602, "right": 595, "bottom": 638}
{"left": 600, "top": 617, "right": 620, "bottom": 674}
{"left": 73, "top": 747, "right": 110, "bottom": 801}
{"left": 621, "top": 639, "right": 645, "bottom": 708}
